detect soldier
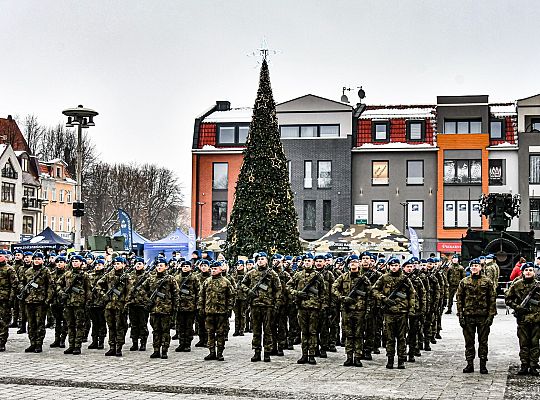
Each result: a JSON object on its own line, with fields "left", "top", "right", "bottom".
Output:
{"left": 174, "top": 260, "right": 199, "bottom": 352}
{"left": 144, "top": 258, "right": 179, "bottom": 359}
{"left": 244, "top": 258, "right": 255, "bottom": 333}
{"left": 56, "top": 255, "right": 91, "bottom": 355}
{"left": 435, "top": 257, "right": 449, "bottom": 340}
{"left": 424, "top": 258, "right": 440, "bottom": 350}
{"left": 127, "top": 257, "right": 150, "bottom": 352}
{"left": 287, "top": 254, "right": 325, "bottom": 365}
{"left": 484, "top": 254, "right": 500, "bottom": 293}
{"left": 271, "top": 254, "right": 291, "bottom": 356}
{"left": 9, "top": 250, "right": 24, "bottom": 328}
{"left": 242, "top": 252, "right": 281, "bottom": 362}
{"left": 96, "top": 256, "right": 132, "bottom": 357}
{"left": 332, "top": 254, "right": 372, "bottom": 367}
{"left": 284, "top": 256, "right": 299, "bottom": 349}
{"left": 87, "top": 258, "right": 107, "bottom": 350}
{"left": 313, "top": 254, "right": 332, "bottom": 358}
{"left": 403, "top": 259, "right": 426, "bottom": 362}
{"left": 198, "top": 262, "right": 235, "bottom": 361}
{"left": 194, "top": 259, "right": 211, "bottom": 347}
{"left": 0, "top": 253, "right": 18, "bottom": 351}
{"left": 505, "top": 262, "right": 540, "bottom": 376}
{"left": 372, "top": 257, "right": 416, "bottom": 369}
{"left": 49, "top": 256, "right": 68, "bottom": 348}
{"left": 231, "top": 260, "right": 247, "bottom": 336}
{"left": 456, "top": 258, "right": 497, "bottom": 374}
{"left": 446, "top": 254, "right": 465, "bottom": 314}
{"left": 19, "top": 252, "right": 54, "bottom": 353}
{"left": 361, "top": 252, "right": 382, "bottom": 358}
{"left": 16, "top": 251, "right": 34, "bottom": 334}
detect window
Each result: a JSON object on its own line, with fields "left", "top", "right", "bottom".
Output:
{"left": 24, "top": 187, "right": 35, "bottom": 198}
{"left": 212, "top": 163, "right": 228, "bottom": 190}
{"left": 42, "top": 189, "right": 48, "bottom": 200}
{"left": 66, "top": 190, "right": 72, "bottom": 203}
{"left": 407, "top": 121, "right": 424, "bottom": 141}
{"left": 323, "top": 200, "right": 332, "bottom": 230}
{"left": 372, "top": 201, "right": 389, "bottom": 225}
{"left": 279, "top": 125, "right": 340, "bottom": 138}
{"left": 0, "top": 213, "right": 14, "bottom": 231}
{"left": 372, "top": 161, "right": 389, "bottom": 185}
{"left": 211, "top": 201, "right": 227, "bottom": 230}
{"left": 304, "top": 161, "right": 312, "bottom": 189}
{"left": 303, "top": 200, "right": 316, "bottom": 230}
{"left": 406, "top": 160, "right": 424, "bottom": 185}
{"left": 51, "top": 216, "right": 56, "bottom": 231}
{"left": 21, "top": 156, "right": 29, "bottom": 172}
{"left": 531, "top": 199, "right": 540, "bottom": 230}
{"left": 59, "top": 190, "right": 64, "bottom": 203}
{"left": 444, "top": 159, "right": 482, "bottom": 184}
{"left": 373, "top": 122, "right": 389, "bottom": 141}
{"left": 67, "top": 217, "right": 72, "bottom": 232}
{"left": 1, "top": 161, "right": 17, "bottom": 179}
{"left": 59, "top": 217, "right": 64, "bottom": 231}
{"left": 444, "top": 200, "right": 482, "bottom": 228}
{"left": 407, "top": 201, "right": 424, "bottom": 228}
{"left": 1, "top": 182, "right": 15, "bottom": 203}
{"left": 51, "top": 188, "right": 56, "bottom": 201}
{"left": 444, "top": 120, "right": 482, "bottom": 134}
{"left": 531, "top": 118, "right": 540, "bottom": 132}
{"left": 488, "top": 159, "right": 504, "bottom": 186}
{"left": 217, "top": 124, "right": 249, "bottom": 145}
{"left": 43, "top": 215, "right": 48, "bottom": 228}
{"left": 56, "top": 167, "right": 62, "bottom": 178}
{"left": 287, "top": 160, "right": 292, "bottom": 183}
{"left": 22, "top": 216, "right": 33, "bottom": 235}
{"left": 531, "top": 155, "right": 540, "bottom": 184}
{"left": 317, "top": 161, "right": 332, "bottom": 189}
{"left": 490, "top": 120, "right": 504, "bottom": 140}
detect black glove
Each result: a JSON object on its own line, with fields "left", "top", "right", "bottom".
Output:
{"left": 296, "top": 292, "right": 308, "bottom": 300}
{"left": 485, "top": 315, "right": 494, "bottom": 326}
{"left": 384, "top": 297, "right": 396, "bottom": 307}
{"left": 514, "top": 305, "right": 525, "bottom": 315}
{"left": 341, "top": 296, "right": 355, "bottom": 305}
{"left": 458, "top": 315, "right": 465, "bottom": 327}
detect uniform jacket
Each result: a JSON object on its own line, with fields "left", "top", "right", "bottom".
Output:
{"left": 332, "top": 271, "right": 372, "bottom": 312}
{"left": 96, "top": 269, "right": 133, "bottom": 310}
{"left": 241, "top": 266, "right": 282, "bottom": 308}
{"left": 175, "top": 272, "right": 199, "bottom": 312}
{"left": 407, "top": 272, "right": 427, "bottom": 316}
{"left": 56, "top": 269, "right": 91, "bottom": 307}
{"left": 20, "top": 264, "right": 54, "bottom": 304}
{"left": 88, "top": 269, "right": 106, "bottom": 307}
{"left": 372, "top": 271, "right": 416, "bottom": 315}
{"left": 286, "top": 269, "right": 324, "bottom": 310}
{"left": 446, "top": 263, "right": 465, "bottom": 287}
{"left": 456, "top": 274, "right": 497, "bottom": 317}
{"left": 198, "top": 274, "right": 235, "bottom": 314}
{"left": 128, "top": 269, "right": 151, "bottom": 307}
{"left": 0, "top": 264, "right": 18, "bottom": 302}
{"left": 144, "top": 272, "right": 179, "bottom": 315}
{"left": 505, "top": 277, "right": 540, "bottom": 323}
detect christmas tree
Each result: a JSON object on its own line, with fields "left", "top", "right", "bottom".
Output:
{"left": 225, "top": 58, "right": 301, "bottom": 259}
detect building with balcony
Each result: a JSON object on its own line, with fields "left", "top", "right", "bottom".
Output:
{"left": 0, "top": 144, "right": 23, "bottom": 247}
{"left": 39, "top": 159, "right": 77, "bottom": 242}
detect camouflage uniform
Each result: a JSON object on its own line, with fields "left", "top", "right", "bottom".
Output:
{"left": 96, "top": 269, "right": 132, "bottom": 353}
{"left": 456, "top": 274, "right": 497, "bottom": 364}
{"left": 417, "top": 268, "right": 430, "bottom": 350}
{"left": 16, "top": 261, "right": 32, "bottom": 332}
{"left": 435, "top": 267, "right": 448, "bottom": 337}
{"left": 287, "top": 269, "right": 324, "bottom": 358}
{"left": 332, "top": 271, "right": 372, "bottom": 362}
{"left": 9, "top": 258, "right": 23, "bottom": 327}
{"left": 271, "top": 268, "right": 291, "bottom": 354}
{"left": 21, "top": 265, "right": 54, "bottom": 350}
{"left": 241, "top": 265, "right": 282, "bottom": 357}
{"left": 127, "top": 269, "right": 150, "bottom": 350}
{"left": 0, "top": 260, "right": 18, "bottom": 350}
{"left": 424, "top": 268, "right": 440, "bottom": 348}
{"left": 194, "top": 270, "right": 210, "bottom": 346}
{"left": 505, "top": 276, "right": 540, "bottom": 371}
{"left": 232, "top": 269, "right": 247, "bottom": 335}
{"left": 49, "top": 266, "right": 68, "bottom": 347}
{"left": 484, "top": 260, "right": 500, "bottom": 292}
{"left": 446, "top": 262, "right": 465, "bottom": 312}
{"left": 372, "top": 270, "right": 416, "bottom": 366}
{"left": 57, "top": 268, "right": 91, "bottom": 351}
{"left": 198, "top": 273, "right": 235, "bottom": 358}
{"left": 406, "top": 270, "right": 426, "bottom": 359}
{"left": 87, "top": 268, "right": 107, "bottom": 349}
{"left": 362, "top": 267, "right": 383, "bottom": 354}
{"left": 317, "top": 267, "right": 334, "bottom": 356}
{"left": 174, "top": 271, "right": 199, "bottom": 351}
{"left": 144, "top": 271, "right": 179, "bottom": 357}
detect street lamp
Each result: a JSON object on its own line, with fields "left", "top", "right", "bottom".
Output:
{"left": 62, "top": 105, "right": 98, "bottom": 251}
{"left": 399, "top": 202, "right": 407, "bottom": 235}
{"left": 196, "top": 201, "right": 206, "bottom": 241}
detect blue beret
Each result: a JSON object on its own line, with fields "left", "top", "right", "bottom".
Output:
{"left": 71, "top": 255, "right": 84, "bottom": 262}
{"left": 325, "top": 253, "right": 333, "bottom": 259}
{"left": 199, "top": 260, "right": 210, "bottom": 266}
{"left": 370, "top": 254, "right": 377, "bottom": 260}
{"left": 426, "top": 258, "right": 434, "bottom": 263}
{"left": 521, "top": 262, "right": 535, "bottom": 271}
{"left": 85, "top": 253, "right": 95, "bottom": 259}
{"left": 314, "top": 255, "right": 325, "bottom": 261}
{"left": 33, "top": 252, "right": 44, "bottom": 259}
{"left": 388, "top": 257, "right": 400, "bottom": 265}
{"left": 360, "top": 251, "right": 371, "bottom": 258}
{"left": 181, "top": 261, "right": 192, "bottom": 267}
{"left": 0, "top": 250, "right": 6, "bottom": 255}
{"left": 479, "top": 256, "right": 486, "bottom": 260}
{"left": 49, "top": 252, "right": 56, "bottom": 257}
{"left": 335, "top": 257, "right": 344, "bottom": 263}
{"left": 433, "top": 257, "right": 441, "bottom": 263}
{"left": 348, "top": 254, "right": 360, "bottom": 262}
{"left": 470, "top": 258, "right": 480, "bottom": 265}
{"left": 303, "top": 253, "right": 314, "bottom": 260}
{"left": 96, "top": 259, "right": 106, "bottom": 265}
{"left": 96, "top": 255, "right": 106, "bottom": 259}
{"left": 408, "top": 257, "right": 419, "bottom": 263}
{"left": 155, "top": 257, "right": 166, "bottom": 265}
{"left": 236, "top": 260, "right": 245, "bottom": 265}
{"left": 246, "top": 259, "right": 255, "bottom": 264}
{"left": 56, "top": 256, "right": 67, "bottom": 263}
{"left": 23, "top": 251, "right": 33, "bottom": 256}
{"left": 212, "top": 261, "right": 222, "bottom": 267}
{"left": 256, "top": 252, "right": 268, "bottom": 260}
{"left": 420, "top": 259, "right": 427, "bottom": 263}
{"left": 14, "top": 250, "right": 23, "bottom": 255}
{"left": 114, "top": 256, "right": 127, "bottom": 264}
{"left": 134, "top": 257, "right": 144, "bottom": 263}
{"left": 486, "top": 254, "right": 495, "bottom": 260}
{"left": 272, "top": 253, "right": 283, "bottom": 260}
{"left": 284, "top": 255, "right": 293, "bottom": 261}
{"left": 294, "top": 256, "right": 302, "bottom": 262}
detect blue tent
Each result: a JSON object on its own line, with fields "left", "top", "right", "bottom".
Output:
{"left": 143, "top": 228, "right": 189, "bottom": 262}
{"left": 112, "top": 230, "right": 150, "bottom": 245}
{"left": 11, "top": 227, "right": 72, "bottom": 252}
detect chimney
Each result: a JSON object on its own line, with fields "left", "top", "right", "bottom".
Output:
{"left": 7, "top": 115, "right": 12, "bottom": 120}
{"left": 215, "top": 101, "right": 231, "bottom": 112}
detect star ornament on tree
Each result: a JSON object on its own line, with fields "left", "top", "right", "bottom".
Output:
{"left": 248, "top": 174, "right": 255, "bottom": 183}
{"left": 266, "top": 198, "right": 280, "bottom": 215}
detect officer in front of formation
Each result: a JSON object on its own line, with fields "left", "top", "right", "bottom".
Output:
{"left": 456, "top": 258, "right": 497, "bottom": 374}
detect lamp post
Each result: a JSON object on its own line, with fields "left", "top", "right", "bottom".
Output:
{"left": 62, "top": 105, "right": 98, "bottom": 251}
{"left": 399, "top": 202, "right": 407, "bottom": 235}
{"left": 196, "top": 201, "right": 206, "bottom": 241}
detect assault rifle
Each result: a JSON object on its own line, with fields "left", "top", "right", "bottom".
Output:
{"left": 147, "top": 277, "right": 168, "bottom": 311}
{"left": 17, "top": 267, "right": 45, "bottom": 301}
{"left": 347, "top": 275, "right": 370, "bottom": 299}
{"left": 178, "top": 273, "right": 192, "bottom": 296}
{"left": 517, "top": 281, "right": 540, "bottom": 311}
{"left": 383, "top": 277, "right": 410, "bottom": 309}
{"left": 298, "top": 270, "right": 321, "bottom": 299}
{"left": 247, "top": 268, "right": 271, "bottom": 300}
{"left": 104, "top": 271, "right": 130, "bottom": 301}
{"left": 62, "top": 273, "right": 84, "bottom": 302}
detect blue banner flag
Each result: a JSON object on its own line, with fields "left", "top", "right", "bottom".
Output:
{"left": 188, "top": 227, "right": 196, "bottom": 257}
{"left": 408, "top": 227, "right": 420, "bottom": 259}
{"left": 118, "top": 209, "right": 133, "bottom": 251}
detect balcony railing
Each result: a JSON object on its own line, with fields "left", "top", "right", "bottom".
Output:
{"left": 1, "top": 169, "right": 17, "bottom": 179}
{"left": 317, "top": 177, "right": 332, "bottom": 189}
{"left": 22, "top": 197, "right": 43, "bottom": 210}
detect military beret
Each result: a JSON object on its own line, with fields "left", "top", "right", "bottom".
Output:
{"left": 96, "top": 259, "right": 106, "bottom": 265}
{"left": 433, "top": 257, "right": 440, "bottom": 263}
{"left": 388, "top": 257, "right": 400, "bottom": 265}
{"left": 303, "top": 253, "right": 314, "bottom": 260}
{"left": 486, "top": 254, "right": 495, "bottom": 260}
{"left": 348, "top": 254, "right": 360, "bottom": 262}
{"left": 212, "top": 261, "right": 222, "bottom": 267}
{"left": 155, "top": 257, "right": 166, "bottom": 265}
{"left": 469, "top": 258, "right": 481, "bottom": 266}
{"left": 335, "top": 257, "right": 344, "bottom": 263}
{"left": 0, "top": 250, "right": 7, "bottom": 255}
{"left": 255, "top": 252, "right": 268, "bottom": 260}
{"left": 294, "top": 256, "right": 302, "bottom": 262}
{"left": 360, "top": 251, "right": 371, "bottom": 258}
{"left": 23, "top": 251, "right": 33, "bottom": 256}
{"left": 181, "top": 260, "right": 192, "bottom": 267}
{"left": 402, "top": 260, "right": 411, "bottom": 267}
{"left": 33, "top": 252, "right": 44, "bottom": 259}
{"left": 284, "top": 255, "right": 293, "bottom": 261}
{"left": 96, "top": 255, "right": 106, "bottom": 260}
{"left": 479, "top": 256, "right": 486, "bottom": 260}
{"left": 521, "top": 262, "right": 535, "bottom": 271}
{"left": 71, "top": 255, "right": 84, "bottom": 262}
{"left": 236, "top": 260, "right": 245, "bottom": 265}
{"left": 56, "top": 256, "right": 67, "bottom": 263}
{"left": 408, "top": 257, "right": 419, "bottom": 263}
{"left": 199, "top": 260, "right": 210, "bottom": 266}
{"left": 49, "top": 251, "right": 56, "bottom": 257}
{"left": 426, "top": 257, "right": 434, "bottom": 263}
{"left": 134, "top": 257, "right": 144, "bottom": 263}
{"left": 14, "top": 250, "right": 23, "bottom": 255}
{"left": 168, "top": 258, "right": 177, "bottom": 265}
{"left": 246, "top": 259, "right": 255, "bottom": 264}
{"left": 370, "top": 254, "right": 377, "bottom": 261}
{"left": 272, "top": 253, "right": 283, "bottom": 260}
{"left": 85, "top": 253, "right": 94, "bottom": 259}
{"left": 325, "top": 253, "right": 333, "bottom": 259}
{"left": 114, "top": 256, "right": 127, "bottom": 264}
{"left": 313, "top": 254, "right": 325, "bottom": 261}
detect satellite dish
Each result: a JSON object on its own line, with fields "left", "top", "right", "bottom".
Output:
{"left": 358, "top": 87, "right": 366, "bottom": 100}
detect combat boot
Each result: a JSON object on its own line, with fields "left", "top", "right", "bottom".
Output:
{"left": 479, "top": 359, "right": 488, "bottom": 374}
{"left": 294, "top": 337, "right": 301, "bottom": 345}
{"left": 24, "top": 344, "right": 35, "bottom": 353}
{"left": 97, "top": 338, "right": 105, "bottom": 350}
{"left": 50, "top": 339, "right": 61, "bottom": 348}
{"left": 363, "top": 350, "right": 372, "bottom": 360}
{"left": 430, "top": 337, "right": 437, "bottom": 344}
{"left": 63, "top": 347, "right": 74, "bottom": 354}
{"left": 307, "top": 355, "right": 317, "bottom": 365}
{"left": 517, "top": 364, "right": 529, "bottom": 375}
{"left": 418, "top": 342, "right": 424, "bottom": 350}
{"left": 445, "top": 308, "right": 452, "bottom": 314}
{"left": 204, "top": 349, "right": 217, "bottom": 361}
{"left": 353, "top": 356, "right": 363, "bottom": 367}
{"left": 296, "top": 354, "right": 308, "bottom": 364}
{"left": 408, "top": 354, "right": 416, "bottom": 362}
{"left": 386, "top": 356, "right": 394, "bottom": 369}
{"left": 34, "top": 345, "right": 42, "bottom": 353}
{"left": 373, "top": 348, "right": 381, "bottom": 354}
{"left": 150, "top": 348, "right": 161, "bottom": 358}
{"left": 161, "top": 347, "right": 168, "bottom": 359}
{"left": 263, "top": 352, "right": 271, "bottom": 362}
{"left": 424, "top": 341, "right": 431, "bottom": 351}
{"left": 327, "top": 344, "right": 337, "bottom": 352}
{"left": 287, "top": 343, "right": 294, "bottom": 350}
{"left": 414, "top": 349, "right": 422, "bottom": 357}
{"left": 72, "top": 347, "right": 81, "bottom": 355}
{"left": 17, "top": 325, "right": 26, "bottom": 334}
{"left": 276, "top": 346, "right": 284, "bottom": 356}
{"left": 463, "top": 360, "right": 474, "bottom": 373}
{"left": 9, "top": 321, "right": 18, "bottom": 328}
{"left": 115, "top": 345, "right": 123, "bottom": 357}
{"left": 175, "top": 344, "right": 183, "bottom": 352}
{"left": 435, "top": 332, "right": 442, "bottom": 339}
{"left": 216, "top": 349, "right": 224, "bottom": 361}
{"left": 319, "top": 348, "right": 327, "bottom": 358}
{"left": 139, "top": 338, "right": 147, "bottom": 351}
{"left": 130, "top": 339, "right": 138, "bottom": 351}
{"left": 270, "top": 346, "right": 278, "bottom": 356}
{"left": 232, "top": 331, "right": 240, "bottom": 337}
{"left": 343, "top": 353, "right": 353, "bottom": 366}
{"left": 0, "top": 343, "right": 5, "bottom": 352}
{"left": 397, "top": 358, "right": 406, "bottom": 369}
{"left": 251, "top": 349, "right": 261, "bottom": 362}
{"left": 88, "top": 337, "right": 98, "bottom": 349}
{"left": 194, "top": 340, "right": 206, "bottom": 347}
{"left": 171, "top": 332, "right": 178, "bottom": 340}
{"left": 529, "top": 365, "right": 539, "bottom": 376}
{"left": 105, "top": 346, "right": 116, "bottom": 356}
{"left": 59, "top": 335, "right": 66, "bottom": 348}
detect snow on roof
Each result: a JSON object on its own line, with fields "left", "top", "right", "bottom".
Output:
{"left": 14, "top": 150, "right": 26, "bottom": 156}
{"left": 360, "top": 105, "right": 436, "bottom": 119}
{"left": 490, "top": 103, "right": 516, "bottom": 117}
{"left": 204, "top": 107, "right": 253, "bottom": 123}
{"left": 0, "top": 144, "right": 6, "bottom": 156}
{"left": 355, "top": 142, "right": 437, "bottom": 151}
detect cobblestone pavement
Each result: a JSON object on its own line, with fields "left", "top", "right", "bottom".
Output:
{"left": 0, "top": 300, "right": 537, "bottom": 400}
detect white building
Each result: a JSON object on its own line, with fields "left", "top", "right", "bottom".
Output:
{"left": 0, "top": 144, "right": 24, "bottom": 247}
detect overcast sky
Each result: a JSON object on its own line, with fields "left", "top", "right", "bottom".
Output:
{"left": 1, "top": 1, "right": 539, "bottom": 202}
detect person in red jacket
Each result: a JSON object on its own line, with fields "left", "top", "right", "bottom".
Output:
{"left": 510, "top": 257, "right": 527, "bottom": 281}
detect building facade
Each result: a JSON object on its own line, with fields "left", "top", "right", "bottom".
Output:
{"left": 0, "top": 144, "right": 24, "bottom": 246}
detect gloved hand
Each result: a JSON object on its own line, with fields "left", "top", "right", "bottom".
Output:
{"left": 485, "top": 315, "right": 494, "bottom": 326}
{"left": 341, "top": 296, "right": 355, "bottom": 305}
{"left": 458, "top": 315, "right": 465, "bottom": 327}
{"left": 514, "top": 305, "right": 525, "bottom": 315}
{"left": 296, "top": 292, "right": 308, "bottom": 300}
{"left": 248, "top": 290, "right": 256, "bottom": 299}
{"left": 384, "top": 297, "right": 396, "bottom": 307}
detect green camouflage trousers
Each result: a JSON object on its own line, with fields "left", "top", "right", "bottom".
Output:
{"left": 64, "top": 306, "right": 86, "bottom": 348}
{"left": 129, "top": 305, "right": 149, "bottom": 340}
{"left": 26, "top": 303, "right": 47, "bottom": 346}
{"left": 175, "top": 310, "right": 195, "bottom": 348}
{"left": 517, "top": 321, "right": 540, "bottom": 366}
{"left": 251, "top": 306, "right": 273, "bottom": 352}
{"left": 51, "top": 304, "right": 67, "bottom": 342}
{"left": 150, "top": 313, "right": 172, "bottom": 350}
{"left": 0, "top": 300, "right": 10, "bottom": 344}
{"left": 105, "top": 308, "right": 128, "bottom": 347}
{"left": 447, "top": 285, "right": 458, "bottom": 311}
{"left": 298, "top": 308, "right": 319, "bottom": 355}
{"left": 205, "top": 313, "right": 228, "bottom": 351}
{"left": 233, "top": 299, "right": 246, "bottom": 333}
{"left": 383, "top": 313, "right": 408, "bottom": 359}
{"left": 462, "top": 315, "right": 491, "bottom": 361}
{"left": 88, "top": 306, "right": 107, "bottom": 341}
{"left": 343, "top": 310, "right": 366, "bottom": 356}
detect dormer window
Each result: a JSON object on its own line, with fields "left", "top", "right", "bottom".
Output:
{"left": 217, "top": 124, "right": 250, "bottom": 146}
{"left": 1, "top": 160, "right": 17, "bottom": 179}
{"left": 406, "top": 121, "right": 425, "bottom": 141}
{"left": 56, "top": 166, "right": 62, "bottom": 178}
{"left": 21, "top": 156, "right": 29, "bottom": 172}
{"left": 372, "top": 121, "right": 390, "bottom": 142}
